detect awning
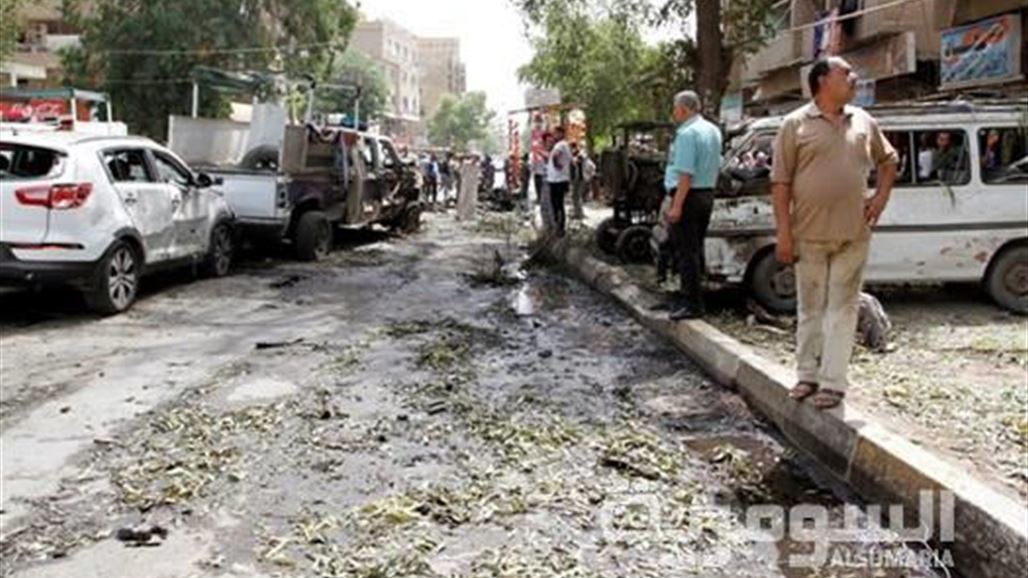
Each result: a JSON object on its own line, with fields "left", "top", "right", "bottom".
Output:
{"left": 0, "top": 87, "right": 110, "bottom": 103}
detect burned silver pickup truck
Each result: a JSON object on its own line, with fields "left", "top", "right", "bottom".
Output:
{"left": 169, "top": 108, "right": 421, "bottom": 261}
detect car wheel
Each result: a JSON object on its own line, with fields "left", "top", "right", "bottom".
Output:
{"left": 615, "top": 224, "right": 654, "bottom": 264}
{"left": 748, "top": 248, "right": 797, "bottom": 313}
{"left": 294, "top": 210, "right": 331, "bottom": 262}
{"left": 595, "top": 217, "right": 623, "bottom": 254}
{"left": 86, "top": 241, "right": 140, "bottom": 314}
{"left": 204, "top": 222, "right": 234, "bottom": 277}
{"left": 985, "top": 244, "right": 1028, "bottom": 314}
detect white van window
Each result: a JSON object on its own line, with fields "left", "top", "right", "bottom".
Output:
{"left": 979, "top": 127, "right": 1028, "bottom": 185}
{"left": 913, "top": 130, "right": 970, "bottom": 186}
{"left": 103, "top": 150, "right": 154, "bottom": 183}
{"left": 882, "top": 131, "right": 913, "bottom": 185}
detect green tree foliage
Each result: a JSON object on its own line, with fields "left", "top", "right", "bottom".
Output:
{"left": 427, "top": 91, "right": 495, "bottom": 152}
{"left": 61, "top": 0, "right": 357, "bottom": 138}
{"left": 514, "top": 0, "right": 654, "bottom": 150}
{"left": 516, "top": 0, "right": 778, "bottom": 120}
{"left": 316, "top": 48, "right": 389, "bottom": 121}
{"left": 0, "top": 0, "right": 24, "bottom": 64}
{"left": 656, "top": 0, "right": 779, "bottom": 115}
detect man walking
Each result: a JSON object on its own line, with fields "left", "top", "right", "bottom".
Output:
{"left": 665, "top": 90, "right": 722, "bottom": 320}
{"left": 772, "top": 57, "right": 898, "bottom": 410}
{"left": 546, "top": 126, "right": 572, "bottom": 236}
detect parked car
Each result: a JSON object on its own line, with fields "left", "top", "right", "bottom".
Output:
{"left": 0, "top": 131, "right": 235, "bottom": 314}
{"left": 710, "top": 99, "right": 1028, "bottom": 314}
{"left": 168, "top": 109, "right": 421, "bottom": 261}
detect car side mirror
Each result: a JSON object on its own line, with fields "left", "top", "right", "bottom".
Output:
{"left": 195, "top": 173, "right": 213, "bottom": 188}
{"left": 194, "top": 173, "right": 222, "bottom": 188}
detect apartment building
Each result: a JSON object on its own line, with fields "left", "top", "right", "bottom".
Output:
{"left": 351, "top": 18, "right": 423, "bottom": 143}
{"left": 416, "top": 37, "right": 466, "bottom": 123}
{"left": 1, "top": 0, "right": 85, "bottom": 87}
{"left": 729, "top": 0, "right": 1027, "bottom": 117}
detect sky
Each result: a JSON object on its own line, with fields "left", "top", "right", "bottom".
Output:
{"left": 361, "top": 0, "right": 534, "bottom": 116}
{"left": 360, "top": 0, "right": 693, "bottom": 118}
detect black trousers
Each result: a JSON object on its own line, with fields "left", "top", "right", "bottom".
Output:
{"left": 548, "top": 181, "right": 569, "bottom": 234}
{"left": 533, "top": 174, "right": 545, "bottom": 204}
{"left": 670, "top": 189, "right": 715, "bottom": 309}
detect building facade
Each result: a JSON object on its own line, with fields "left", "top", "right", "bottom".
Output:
{"left": 728, "top": 0, "right": 1027, "bottom": 118}
{"left": 351, "top": 18, "right": 423, "bottom": 144}
{"left": 416, "top": 37, "right": 466, "bottom": 125}
{"left": 1, "top": 0, "right": 84, "bottom": 87}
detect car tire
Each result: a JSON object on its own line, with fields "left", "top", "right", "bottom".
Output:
{"left": 204, "top": 222, "right": 234, "bottom": 277}
{"left": 985, "top": 244, "right": 1028, "bottom": 315}
{"left": 86, "top": 241, "right": 141, "bottom": 315}
{"left": 747, "top": 248, "right": 797, "bottom": 313}
{"left": 595, "top": 217, "right": 623, "bottom": 254}
{"left": 294, "top": 210, "right": 331, "bottom": 262}
{"left": 615, "top": 224, "right": 654, "bottom": 264}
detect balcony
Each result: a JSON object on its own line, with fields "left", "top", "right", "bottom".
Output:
{"left": 743, "top": 29, "right": 805, "bottom": 84}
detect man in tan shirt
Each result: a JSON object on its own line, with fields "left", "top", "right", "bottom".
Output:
{"left": 770, "top": 57, "right": 898, "bottom": 410}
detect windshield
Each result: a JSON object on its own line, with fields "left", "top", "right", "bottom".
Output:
{"left": 0, "top": 142, "right": 66, "bottom": 181}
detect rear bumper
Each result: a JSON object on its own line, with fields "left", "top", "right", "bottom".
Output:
{"left": 0, "top": 244, "right": 99, "bottom": 286}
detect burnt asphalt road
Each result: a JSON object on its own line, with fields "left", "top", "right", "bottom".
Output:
{"left": 0, "top": 214, "right": 947, "bottom": 578}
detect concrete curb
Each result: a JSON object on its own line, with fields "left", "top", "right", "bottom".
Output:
{"left": 550, "top": 240, "right": 1028, "bottom": 578}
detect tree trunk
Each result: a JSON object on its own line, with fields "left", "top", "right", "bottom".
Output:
{"left": 694, "top": 0, "right": 724, "bottom": 118}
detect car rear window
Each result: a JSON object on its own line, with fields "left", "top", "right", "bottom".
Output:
{"left": 0, "top": 142, "right": 65, "bottom": 181}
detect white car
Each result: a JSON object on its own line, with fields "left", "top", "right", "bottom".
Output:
{"left": 0, "top": 132, "right": 235, "bottom": 314}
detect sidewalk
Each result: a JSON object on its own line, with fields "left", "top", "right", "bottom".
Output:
{"left": 549, "top": 211, "right": 1027, "bottom": 578}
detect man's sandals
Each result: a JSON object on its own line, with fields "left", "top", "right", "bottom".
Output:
{"left": 789, "top": 382, "right": 845, "bottom": 410}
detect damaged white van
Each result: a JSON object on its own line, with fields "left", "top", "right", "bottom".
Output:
{"left": 710, "top": 100, "right": 1028, "bottom": 314}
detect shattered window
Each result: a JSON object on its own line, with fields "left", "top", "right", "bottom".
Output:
{"left": 913, "top": 130, "right": 970, "bottom": 186}
{"left": 979, "top": 127, "right": 1028, "bottom": 185}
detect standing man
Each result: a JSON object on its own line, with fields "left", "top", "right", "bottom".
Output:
{"left": 665, "top": 90, "right": 722, "bottom": 320}
{"left": 772, "top": 57, "right": 898, "bottom": 410}
{"left": 546, "top": 126, "right": 572, "bottom": 236}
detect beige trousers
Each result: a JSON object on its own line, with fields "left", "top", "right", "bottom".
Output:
{"left": 795, "top": 238, "right": 870, "bottom": 392}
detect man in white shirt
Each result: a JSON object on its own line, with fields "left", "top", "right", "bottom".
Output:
{"left": 546, "top": 126, "right": 572, "bottom": 236}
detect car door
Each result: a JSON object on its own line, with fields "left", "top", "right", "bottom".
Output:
{"left": 102, "top": 148, "right": 175, "bottom": 263}
{"left": 150, "top": 149, "right": 207, "bottom": 259}
{"left": 359, "top": 136, "right": 381, "bottom": 221}
{"left": 377, "top": 138, "right": 403, "bottom": 202}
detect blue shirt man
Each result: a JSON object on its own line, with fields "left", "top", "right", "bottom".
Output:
{"left": 664, "top": 90, "right": 723, "bottom": 321}
{"left": 664, "top": 116, "right": 723, "bottom": 192}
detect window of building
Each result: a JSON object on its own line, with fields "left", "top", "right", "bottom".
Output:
{"left": 979, "top": 127, "right": 1028, "bottom": 185}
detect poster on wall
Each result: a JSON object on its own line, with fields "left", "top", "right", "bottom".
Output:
{"left": 853, "top": 79, "right": 875, "bottom": 107}
{"left": 940, "top": 13, "right": 1023, "bottom": 89}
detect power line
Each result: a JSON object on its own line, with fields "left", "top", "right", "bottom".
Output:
{"left": 102, "top": 40, "right": 342, "bottom": 56}
{"left": 101, "top": 77, "right": 196, "bottom": 85}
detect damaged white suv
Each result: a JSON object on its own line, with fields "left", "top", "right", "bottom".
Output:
{"left": 0, "top": 131, "right": 235, "bottom": 314}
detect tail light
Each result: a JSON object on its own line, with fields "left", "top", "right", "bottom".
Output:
{"left": 15, "top": 183, "right": 93, "bottom": 210}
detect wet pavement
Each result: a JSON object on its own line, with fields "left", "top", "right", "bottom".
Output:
{"left": 0, "top": 213, "right": 951, "bottom": 577}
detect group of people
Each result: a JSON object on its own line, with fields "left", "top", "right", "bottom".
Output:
{"left": 414, "top": 151, "right": 488, "bottom": 220}
{"left": 519, "top": 126, "right": 596, "bottom": 236}
{"left": 664, "top": 56, "right": 898, "bottom": 411}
